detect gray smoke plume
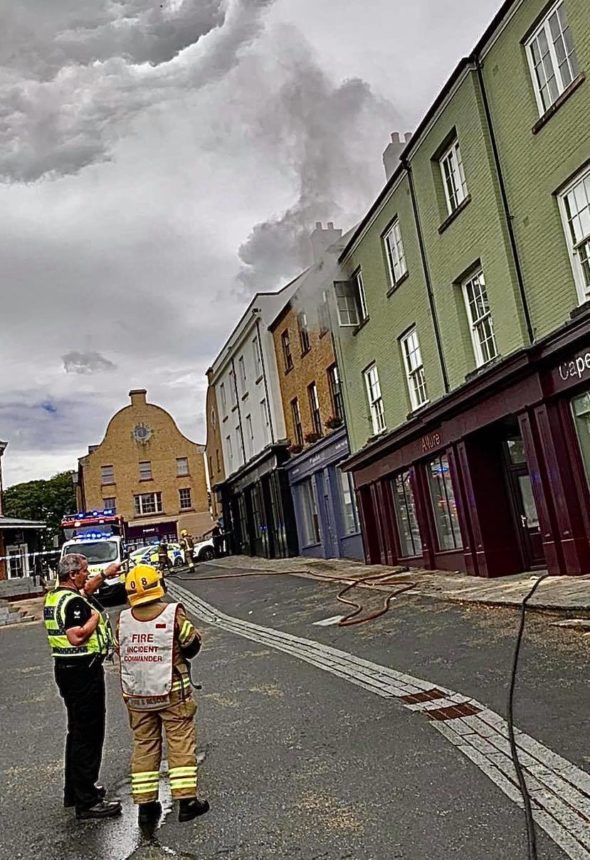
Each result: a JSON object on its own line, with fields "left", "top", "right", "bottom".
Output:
{"left": 237, "top": 27, "right": 400, "bottom": 294}
{"left": 62, "top": 351, "right": 117, "bottom": 374}
{"left": 0, "top": 0, "right": 276, "bottom": 181}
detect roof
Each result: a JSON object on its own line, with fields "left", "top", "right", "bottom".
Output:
{"left": 339, "top": 0, "right": 518, "bottom": 262}
{"left": 0, "top": 517, "right": 46, "bottom": 531}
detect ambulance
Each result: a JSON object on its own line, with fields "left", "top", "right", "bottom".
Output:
{"left": 60, "top": 509, "right": 128, "bottom": 603}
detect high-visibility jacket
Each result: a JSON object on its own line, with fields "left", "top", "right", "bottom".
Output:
{"left": 119, "top": 602, "right": 179, "bottom": 710}
{"left": 44, "top": 588, "right": 112, "bottom": 659}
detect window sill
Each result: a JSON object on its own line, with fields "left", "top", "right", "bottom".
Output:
{"left": 386, "top": 271, "right": 410, "bottom": 297}
{"left": 284, "top": 365, "right": 294, "bottom": 375}
{"left": 352, "top": 316, "right": 370, "bottom": 336}
{"left": 101, "top": 481, "right": 115, "bottom": 487}
{"left": 222, "top": 415, "right": 228, "bottom": 423}
{"left": 134, "top": 511, "right": 164, "bottom": 518}
{"left": 464, "top": 354, "right": 502, "bottom": 381}
{"left": 532, "top": 73, "right": 585, "bottom": 135}
{"left": 139, "top": 478, "right": 154, "bottom": 482}
{"left": 438, "top": 194, "right": 471, "bottom": 234}
{"left": 255, "top": 374, "right": 263, "bottom": 385}
{"left": 179, "top": 508, "right": 194, "bottom": 513}
{"left": 300, "top": 347, "right": 311, "bottom": 358}
{"left": 241, "top": 392, "right": 249, "bottom": 401}
{"left": 570, "top": 300, "right": 590, "bottom": 320}
{"left": 406, "top": 401, "right": 430, "bottom": 420}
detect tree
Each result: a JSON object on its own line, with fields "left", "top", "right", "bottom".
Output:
{"left": 3, "top": 471, "right": 76, "bottom": 549}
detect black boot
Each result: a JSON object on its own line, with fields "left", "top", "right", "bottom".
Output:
{"left": 138, "top": 801, "right": 162, "bottom": 824}
{"left": 178, "top": 797, "right": 210, "bottom": 822}
{"left": 76, "top": 799, "right": 122, "bottom": 820}
{"left": 64, "top": 782, "right": 107, "bottom": 809}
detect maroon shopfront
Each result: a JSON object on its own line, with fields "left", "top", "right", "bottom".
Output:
{"left": 345, "top": 312, "right": 590, "bottom": 578}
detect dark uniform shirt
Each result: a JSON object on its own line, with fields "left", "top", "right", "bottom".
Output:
{"left": 58, "top": 592, "right": 95, "bottom": 667}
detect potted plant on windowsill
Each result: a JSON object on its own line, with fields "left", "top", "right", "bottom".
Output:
{"left": 304, "top": 431, "right": 321, "bottom": 444}
{"left": 287, "top": 443, "right": 303, "bottom": 455}
{"left": 325, "top": 415, "right": 343, "bottom": 430}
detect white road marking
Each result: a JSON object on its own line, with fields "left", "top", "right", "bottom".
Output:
{"left": 169, "top": 582, "right": 590, "bottom": 859}
{"left": 312, "top": 615, "right": 345, "bottom": 627}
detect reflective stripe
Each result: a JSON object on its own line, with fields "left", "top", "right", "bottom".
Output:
{"left": 169, "top": 766, "right": 197, "bottom": 776}
{"left": 44, "top": 589, "right": 106, "bottom": 658}
{"left": 169, "top": 778, "right": 198, "bottom": 790}
{"left": 131, "top": 772, "right": 159, "bottom": 785}
{"left": 179, "top": 620, "right": 194, "bottom": 644}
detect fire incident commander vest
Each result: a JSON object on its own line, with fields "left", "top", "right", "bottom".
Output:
{"left": 119, "top": 602, "right": 178, "bottom": 711}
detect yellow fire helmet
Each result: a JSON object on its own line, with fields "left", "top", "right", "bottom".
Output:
{"left": 125, "top": 564, "right": 165, "bottom": 607}
{"left": 180, "top": 529, "right": 188, "bottom": 537}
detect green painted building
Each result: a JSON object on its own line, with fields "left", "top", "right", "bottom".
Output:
{"left": 333, "top": 0, "right": 590, "bottom": 579}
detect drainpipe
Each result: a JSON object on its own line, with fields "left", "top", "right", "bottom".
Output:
{"left": 474, "top": 57, "right": 535, "bottom": 345}
{"left": 254, "top": 314, "right": 276, "bottom": 444}
{"left": 402, "top": 159, "right": 450, "bottom": 393}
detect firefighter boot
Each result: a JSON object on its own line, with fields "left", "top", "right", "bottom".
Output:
{"left": 138, "top": 801, "right": 162, "bottom": 824}
{"left": 178, "top": 797, "right": 210, "bottom": 822}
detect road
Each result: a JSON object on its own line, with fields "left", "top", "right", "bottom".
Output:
{"left": 0, "top": 561, "right": 588, "bottom": 860}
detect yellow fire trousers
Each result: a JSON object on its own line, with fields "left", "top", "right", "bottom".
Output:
{"left": 128, "top": 696, "right": 198, "bottom": 803}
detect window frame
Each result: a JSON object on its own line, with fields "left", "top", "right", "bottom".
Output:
{"left": 102, "top": 497, "right": 116, "bottom": 513}
{"left": 391, "top": 470, "right": 423, "bottom": 558}
{"left": 101, "top": 464, "right": 114, "bottom": 485}
{"left": 426, "top": 454, "right": 463, "bottom": 552}
{"left": 260, "top": 398, "right": 270, "bottom": 441}
{"left": 134, "top": 491, "right": 163, "bottom": 516}
{"left": 337, "top": 469, "right": 360, "bottom": 536}
{"left": 238, "top": 355, "right": 247, "bottom": 393}
{"left": 176, "top": 457, "right": 189, "bottom": 477}
{"left": 525, "top": 0, "right": 580, "bottom": 117}
{"left": 327, "top": 364, "right": 344, "bottom": 421}
{"left": 440, "top": 138, "right": 468, "bottom": 215}
{"left": 383, "top": 218, "right": 408, "bottom": 289}
{"left": 307, "top": 382, "right": 323, "bottom": 437}
{"left": 298, "top": 311, "right": 311, "bottom": 354}
{"left": 400, "top": 327, "right": 428, "bottom": 411}
{"left": 363, "top": 364, "right": 386, "bottom": 435}
{"left": 299, "top": 478, "right": 321, "bottom": 546}
{"left": 461, "top": 269, "right": 499, "bottom": 368}
{"left": 334, "top": 271, "right": 368, "bottom": 327}
{"left": 245, "top": 414, "right": 254, "bottom": 458}
{"left": 291, "top": 398, "right": 304, "bottom": 447}
{"left": 219, "top": 382, "right": 227, "bottom": 415}
{"left": 179, "top": 488, "right": 192, "bottom": 510}
{"left": 558, "top": 165, "right": 590, "bottom": 305}
{"left": 139, "top": 460, "right": 152, "bottom": 481}
{"left": 226, "top": 434, "right": 233, "bottom": 469}
{"left": 252, "top": 336, "right": 263, "bottom": 378}
{"left": 281, "top": 329, "right": 294, "bottom": 372}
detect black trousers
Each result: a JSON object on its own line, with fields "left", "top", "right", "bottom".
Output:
{"left": 54, "top": 659, "right": 106, "bottom": 810}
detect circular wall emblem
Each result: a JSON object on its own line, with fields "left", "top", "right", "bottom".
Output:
{"left": 133, "top": 423, "right": 153, "bottom": 444}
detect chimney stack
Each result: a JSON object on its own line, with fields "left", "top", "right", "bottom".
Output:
{"left": 309, "top": 222, "right": 343, "bottom": 263}
{"left": 383, "top": 131, "right": 413, "bottom": 180}
{"left": 129, "top": 389, "right": 147, "bottom": 407}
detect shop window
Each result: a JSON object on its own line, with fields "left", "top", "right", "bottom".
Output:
{"left": 391, "top": 471, "right": 422, "bottom": 557}
{"left": 572, "top": 392, "right": 590, "bottom": 487}
{"left": 300, "top": 479, "right": 321, "bottom": 546}
{"left": 559, "top": 166, "right": 590, "bottom": 305}
{"left": 134, "top": 492, "right": 163, "bottom": 516}
{"left": 179, "top": 488, "right": 192, "bottom": 510}
{"left": 426, "top": 454, "right": 463, "bottom": 551}
{"left": 525, "top": 1, "right": 579, "bottom": 116}
{"left": 101, "top": 464, "right": 114, "bottom": 484}
{"left": 462, "top": 270, "right": 498, "bottom": 368}
{"left": 338, "top": 470, "right": 360, "bottom": 536}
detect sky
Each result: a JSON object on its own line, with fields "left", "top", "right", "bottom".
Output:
{"left": 0, "top": 0, "right": 501, "bottom": 488}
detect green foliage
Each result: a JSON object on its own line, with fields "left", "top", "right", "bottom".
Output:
{"left": 3, "top": 471, "right": 75, "bottom": 549}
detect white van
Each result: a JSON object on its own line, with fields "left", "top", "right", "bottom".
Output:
{"left": 60, "top": 535, "right": 127, "bottom": 603}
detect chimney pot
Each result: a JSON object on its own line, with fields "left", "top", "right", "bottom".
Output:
{"left": 315, "top": 221, "right": 322, "bottom": 229}
{"left": 405, "top": 131, "right": 412, "bottom": 142}
{"left": 327, "top": 221, "right": 334, "bottom": 229}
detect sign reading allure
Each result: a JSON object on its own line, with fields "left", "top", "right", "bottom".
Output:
{"left": 420, "top": 431, "right": 442, "bottom": 454}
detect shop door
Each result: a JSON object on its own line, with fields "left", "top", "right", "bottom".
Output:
{"left": 504, "top": 438, "right": 544, "bottom": 569}
{"left": 321, "top": 471, "right": 336, "bottom": 558}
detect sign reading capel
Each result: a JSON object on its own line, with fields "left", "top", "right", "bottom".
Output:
{"left": 552, "top": 349, "right": 590, "bottom": 392}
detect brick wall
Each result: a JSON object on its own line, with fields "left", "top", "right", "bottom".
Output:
{"left": 204, "top": 378, "right": 225, "bottom": 517}
{"left": 79, "top": 390, "right": 210, "bottom": 538}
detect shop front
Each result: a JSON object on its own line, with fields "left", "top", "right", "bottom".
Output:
{"left": 346, "top": 313, "right": 590, "bottom": 577}
{"left": 217, "top": 445, "right": 298, "bottom": 559}
{"left": 286, "top": 427, "right": 364, "bottom": 561}
{"left": 126, "top": 517, "right": 178, "bottom": 551}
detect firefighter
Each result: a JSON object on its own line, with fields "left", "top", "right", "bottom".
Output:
{"left": 44, "top": 553, "right": 122, "bottom": 819}
{"left": 118, "top": 564, "right": 209, "bottom": 824}
{"left": 179, "top": 529, "right": 195, "bottom": 569}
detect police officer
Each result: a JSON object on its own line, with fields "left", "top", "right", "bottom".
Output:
{"left": 44, "top": 554, "right": 122, "bottom": 819}
{"left": 118, "top": 564, "right": 209, "bottom": 824}
{"left": 179, "top": 529, "right": 195, "bottom": 569}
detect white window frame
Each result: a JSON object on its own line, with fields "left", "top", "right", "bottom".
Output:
{"left": 219, "top": 382, "right": 227, "bottom": 415}
{"left": 252, "top": 336, "right": 263, "bottom": 379}
{"left": 334, "top": 272, "right": 368, "bottom": 327}
{"left": 440, "top": 139, "right": 468, "bottom": 215}
{"left": 238, "top": 356, "right": 247, "bottom": 393}
{"left": 308, "top": 382, "right": 322, "bottom": 437}
{"left": 101, "top": 464, "right": 114, "bottom": 484}
{"left": 400, "top": 328, "right": 428, "bottom": 411}
{"left": 462, "top": 270, "right": 499, "bottom": 368}
{"left": 229, "top": 368, "right": 238, "bottom": 407}
{"left": 558, "top": 165, "right": 590, "bottom": 305}
{"left": 525, "top": 0, "right": 579, "bottom": 117}
{"left": 179, "top": 488, "right": 192, "bottom": 510}
{"left": 176, "top": 457, "right": 189, "bottom": 477}
{"left": 245, "top": 414, "right": 254, "bottom": 458}
{"left": 139, "top": 460, "right": 152, "bottom": 481}
{"left": 134, "top": 492, "right": 162, "bottom": 516}
{"left": 384, "top": 219, "right": 408, "bottom": 288}
{"left": 363, "top": 364, "right": 386, "bottom": 435}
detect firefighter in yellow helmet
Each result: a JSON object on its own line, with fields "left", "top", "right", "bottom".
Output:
{"left": 179, "top": 529, "right": 195, "bottom": 570}
{"left": 117, "top": 564, "right": 209, "bottom": 824}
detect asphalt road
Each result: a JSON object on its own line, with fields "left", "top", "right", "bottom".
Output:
{"left": 0, "top": 563, "right": 587, "bottom": 860}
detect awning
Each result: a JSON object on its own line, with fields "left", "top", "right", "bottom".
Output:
{"left": 0, "top": 517, "right": 46, "bottom": 531}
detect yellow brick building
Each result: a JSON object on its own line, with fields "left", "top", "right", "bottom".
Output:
{"left": 75, "top": 390, "right": 211, "bottom": 548}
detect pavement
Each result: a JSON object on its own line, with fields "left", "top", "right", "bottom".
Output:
{"left": 206, "top": 554, "right": 590, "bottom": 616}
